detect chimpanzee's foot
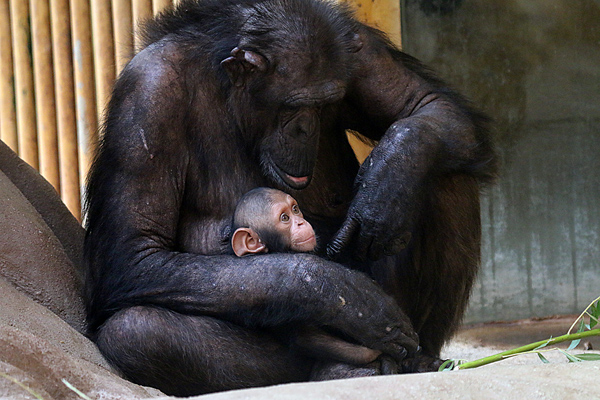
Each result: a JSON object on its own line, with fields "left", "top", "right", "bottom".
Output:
{"left": 401, "top": 354, "right": 445, "bottom": 373}
{"left": 310, "top": 360, "right": 380, "bottom": 380}
{"left": 310, "top": 355, "right": 403, "bottom": 380}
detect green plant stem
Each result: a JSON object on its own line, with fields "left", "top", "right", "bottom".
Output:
{"left": 457, "top": 328, "right": 600, "bottom": 370}
{"left": 568, "top": 295, "right": 600, "bottom": 334}
{"left": 0, "top": 372, "right": 44, "bottom": 400}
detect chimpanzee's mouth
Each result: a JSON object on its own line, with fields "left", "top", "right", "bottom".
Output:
{"left": 285, "top": 174, "right": 310, "bottom": 188}
{"left": 271, "top": 162, "right": 312, "bottom": 190}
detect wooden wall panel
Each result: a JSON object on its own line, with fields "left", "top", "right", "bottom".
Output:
{"left": 112, "top": 0, "right": 133, "bottom": 73}
{"left": 50, "top": 0, "right": 80, "bottom": 220}
{"left": 133, "top": 0, "right": 152, "bottom": 51}
{"left": 91, "top": 0, "right": 115, "bottom": 122}
{"left": 71, "top": 0, "right": 98, "bottom": 190}
{"left": 10, "top": 0, "right": 38, "bottom": 169}
{"left": 0, "top": 0, "right": 18, "bottom": 152}
{"left": 31, "top": 0, "right": 60, "bottom": 190}
{"left": 345, "top": 0, "right": 401, "bottom": 47}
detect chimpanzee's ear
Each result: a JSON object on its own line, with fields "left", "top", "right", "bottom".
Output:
{"left": 231, "top": 228, "right": 268, "bottom": 257}
{"left": 348, "top": 32, "right": 363, "bottom": 53}
{"left": 221, "top": 47, "right": 268, "bottom": 87}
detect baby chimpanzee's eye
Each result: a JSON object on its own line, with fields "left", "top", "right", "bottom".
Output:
{"left": 280, "top": 213, "right": 290, "bottom": 222}
{"left": 292, "top": 204, "right": 300, "bottom": 214}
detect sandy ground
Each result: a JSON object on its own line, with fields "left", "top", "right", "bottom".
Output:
{"left": 443, "top": 315, "right": 599, "bottom": 365}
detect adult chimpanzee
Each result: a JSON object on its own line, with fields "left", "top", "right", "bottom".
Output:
{"left": 84, "top": 0, "right": 496, "bottom": 396}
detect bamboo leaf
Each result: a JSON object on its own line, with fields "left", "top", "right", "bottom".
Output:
{"left": 0, "top": 372, "right": 44, "bottom": 400}
{"left": 573, "top": 353, "right": 600, "bottom": 361}
{"left": 62, "top": 379, "right": 92, "bottom": 400}
{"left": 439, "top": 359, "right": 456, "bottom": 372}
{"left": 558, "top": 349, "right": 582, "bottom": 363}
{"left": 537, "top": 352, "right": 550, "bottom": 363}
{"left": 590, "top": 301, "right": 600, "bottom": 329}
{"left": 534, "top": 338, "right": 551, "bottom": 350}
{"left": 590, "top": 313, "right": 598, "bottom": 330}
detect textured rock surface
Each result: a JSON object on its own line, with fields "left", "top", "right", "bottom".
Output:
{"left": 182, "top": 361, "right": 600, "bottom": 400}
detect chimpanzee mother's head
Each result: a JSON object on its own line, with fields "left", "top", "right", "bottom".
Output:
{"left": 221, "top": 0, "right": 362, "bottom": 189}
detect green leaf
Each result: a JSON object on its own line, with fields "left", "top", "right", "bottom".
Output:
{"left": 590, "top": 302, "right": 600, "bottom": 329}
{"left": 439, "top": 359, "right": 455, "bottom": 372}
{"left": 558, "top": 349, "right": 582, "bottom": 363}
{"left": 537, "top": 352, "right": 550, "bottom": 363}
{"left": 567, "top": 339, "right": 581, "bottom": 350}
{"left": 568, "top": 324, "right": 583, "bottom": 350}
{"left": 573, "top": 353, "right": 600, "bottom": 361}
{"left": 534, "top": 338, "right": 551, "bottom": 350}
{"left": 62, "top": 379, "right": 93, "bottom": 400}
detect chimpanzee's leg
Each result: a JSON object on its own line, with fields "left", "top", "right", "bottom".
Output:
{"left": 370, "top": 175, "right": 482, "bottom": 372}
{"left": 310, "top": 361, "right": 380, "bottom": 380}
{"left": 95, "top": 306, "right": 313, "bottom": 396}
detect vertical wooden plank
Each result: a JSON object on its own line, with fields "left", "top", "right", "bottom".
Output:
{"left": 91, "top": 0, "right": 115, "bottom": 124}
{"left": 153, "top": 0, "right": 170, "bottom": 15}
{"left": 342, "top": 0, "right": 403, "bottom": 162}
{"left": 30, "top": 0, "right": 60, "bottom": 191}
{"left": 371, "top": 0, "right": 401, "bottom": 47}
{"left": 71, "top": 0, "right": 98, "bottom": 199}
{"left": 112, "top": 0, "right": 133, "bottom": 74}
{"left": 10, "top": 0, "right": 39, "bottom": 169}
{"left": 133, "top": 0, "right": 152, "bottom": 51}
{"left": 0, "top": 0, "right": 18, "bottom": 152}
{"left": 50, "top": 0, "right": 81, "bottom": 220}
{"left": 344, "top": 0, "right": 401, "bottom": 47}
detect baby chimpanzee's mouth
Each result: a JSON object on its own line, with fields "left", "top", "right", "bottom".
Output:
{"left": 295, "top": 234, "right": 316, "bottom": 246}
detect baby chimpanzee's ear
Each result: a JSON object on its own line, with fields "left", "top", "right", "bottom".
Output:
{"left": 231, "top": 228, "right": 268, "bottom": 257}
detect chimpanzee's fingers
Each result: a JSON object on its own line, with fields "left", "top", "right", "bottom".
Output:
{"left": 326, "top": 217, "right": 359, "bottom": 259}
{"left": 383, "top": 330, "right": 419, "bottom": 361}
{"left": 354, "top": 227, "right": 375, "bottom": 262}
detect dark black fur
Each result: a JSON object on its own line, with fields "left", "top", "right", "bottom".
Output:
{"left": 84, "top": 0, "right": 496, "bottom": 395}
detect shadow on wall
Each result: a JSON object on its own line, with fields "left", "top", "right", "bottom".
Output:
{"left": 403, "top": 0, "right": 600, "bottom": 323}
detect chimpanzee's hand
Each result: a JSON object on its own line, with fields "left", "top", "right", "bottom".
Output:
{"left": 328, "top": 125, "right": 431, "bottom": 261}
{"left": 316, "top": 262, "right": 419, "bottom": 361}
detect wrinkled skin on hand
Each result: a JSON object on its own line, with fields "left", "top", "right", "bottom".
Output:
{"left": 328, "top": 128, "right": 425, "bottom": 262}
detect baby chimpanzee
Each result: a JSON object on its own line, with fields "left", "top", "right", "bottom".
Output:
{"left": 231, "top": 187, "right": 317, "bottom": 256}
{"left": 230, "top": 187, "right": 382, "bottom": 366}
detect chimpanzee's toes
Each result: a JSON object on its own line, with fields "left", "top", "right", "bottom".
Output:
{"left": 401, "top": 354, "right": 445, "bottom": 373}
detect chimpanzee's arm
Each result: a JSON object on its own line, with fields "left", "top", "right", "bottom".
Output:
{"left": 84, "top": 43, "right": 417, "bottom": 360}
{"left": 329, "top": 25, "right": 496, "bottom": 261}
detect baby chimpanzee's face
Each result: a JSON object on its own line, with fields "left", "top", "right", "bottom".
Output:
{"left": 269, "top": 192, "right": 317, "bottom": 252}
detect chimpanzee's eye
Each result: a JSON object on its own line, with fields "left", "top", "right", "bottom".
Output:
{"left": 292, "top": 204, "right": 300, "bottom": 214}
{"left": 280, "top": 213, "right": 290, "bottom": 222}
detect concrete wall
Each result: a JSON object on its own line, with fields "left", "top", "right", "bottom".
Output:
{"left": 401, "top": 0, "right": 600, "bottom": 323}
